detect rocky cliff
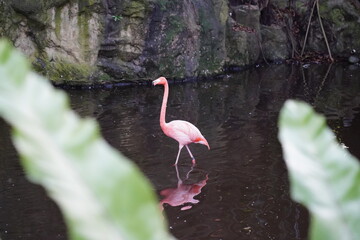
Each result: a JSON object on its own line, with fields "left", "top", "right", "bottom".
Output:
{"left": 0, "top": 0, "right": 359, "bottom": 84}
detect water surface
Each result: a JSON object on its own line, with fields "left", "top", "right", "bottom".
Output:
{"left": 1, "top": 63, "right": 360, "bottom": 239}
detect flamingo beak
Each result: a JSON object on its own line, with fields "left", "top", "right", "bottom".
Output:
{"left": 197, "top": 139, "right": 210, "bottom": 150}
{"left": 204, "top": 141, "right": 210, "bottom": 150}
{"left": 152, "top": 79, "right": 161, "bottom": 86}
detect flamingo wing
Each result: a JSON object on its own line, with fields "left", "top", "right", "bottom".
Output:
{"left": 164, "top": 120, "right": 203, "bottom": 145}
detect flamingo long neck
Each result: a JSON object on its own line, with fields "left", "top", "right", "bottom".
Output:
{"left": 160, "top": 82, "right": 169, "bottom": 128}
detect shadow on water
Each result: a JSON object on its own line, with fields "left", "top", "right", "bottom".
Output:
{"left": 1, "top": 63, "right": 360, "bottom": 239}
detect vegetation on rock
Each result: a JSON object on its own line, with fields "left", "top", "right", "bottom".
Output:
{"left": 0, "top": 0, "right": 359, "bottom": 84}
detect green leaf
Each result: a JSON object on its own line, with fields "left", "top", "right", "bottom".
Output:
{"left": 0, "top": 39, "right": 173, "bottom": 240}
{"left": 278, "top": 100, "right": 360, "bottom": 240}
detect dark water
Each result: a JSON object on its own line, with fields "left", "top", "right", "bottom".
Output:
{"left": 1, "top": 63, "right": 360, "bottom": 240}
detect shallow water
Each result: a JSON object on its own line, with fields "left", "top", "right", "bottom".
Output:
{"left": 1, "top": 63, "right": 360, "bottom": 239}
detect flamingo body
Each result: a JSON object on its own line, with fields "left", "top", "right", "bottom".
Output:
{"left": 163, "top": 120, "right": 202, "bottom": 146}
{"left": 153, "top": 77, "right": 210, "bottom": 165}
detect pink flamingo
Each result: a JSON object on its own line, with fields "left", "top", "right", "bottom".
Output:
{"left": 152, "top": 77, "right": 210, "bottom": 165}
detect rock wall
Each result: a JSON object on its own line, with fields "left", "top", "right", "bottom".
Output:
{"left": 0, "top": 0, "right": 359, "bottom": 84}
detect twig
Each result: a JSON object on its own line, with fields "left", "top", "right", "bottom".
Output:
{"left": 256, "top": 31, "right": 270, "bottom": 65}
{"left": 316, "top": 0, "right": 334, "bottom": 62}
{"left": 316, "top": 63, "right": 333, "bottom": 98}
{"left": 285, "top": 15, "right": 298, "bottom": 58}
{"left": 300, "top": 66, "right": 310, "bottom": 101}
{"left": 301, "top": 0, "right": 317, "bottom": 57}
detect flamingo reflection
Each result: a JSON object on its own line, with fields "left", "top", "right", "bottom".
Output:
{"left": 160, "top": 165, "right": 208, "bottom": 211}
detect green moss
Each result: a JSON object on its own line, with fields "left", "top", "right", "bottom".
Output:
{"left": 197, "top": 8, "right": 223, "bottom": 74}
{"left": 158, "top": 56, "right": 186, "bottom": 78}
{"left": 295, "top": 1, "right": 307, "bottom": 14}
{"left": 164, "top": 15, "right": 185, "bottom": 44}
{"left": 217, "top": 0, "right": 229, "bottom": 25}
{"left": 199, "top": 8, "right": 212, "bottom": 34}
{"left": 78, "top": 12, "right": 90, "bottom": 61}
{"left": 97, "top": 72, "right": 112, "bottom": 82}
{"left": 77, "top": 0, "right": 99, "bottom": 62}
{"left": 54, "top": 6, "right": 63, "bottom": 39}
{"left": 326, "top": 8, "right": 345, "bottom": 26}
{"left": 78, "top": 0, "right": 95, "bottom": 12}
{"left": 122, "top": 1, "right": 146, "bottom": 19}
{"left": 46, "top": 60, "right": 94, "bottom": 83}
{"left": 343, "top": 22, "right": 360, "bottom": 47}
{"left": 158, "top": 0, "right": 166, "bottom": 11}
{"left": 198, "top": 49, "right": 223, "bottom": 74}
{"left": 157, "top": 0, "right": 175, "bottom": 11}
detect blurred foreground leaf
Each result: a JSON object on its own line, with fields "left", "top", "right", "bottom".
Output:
{"left": 0, "top": 40, "right": 173, "bottom": 240}
{"left": 278, "top": 100, "right": 360, "bottom": 240}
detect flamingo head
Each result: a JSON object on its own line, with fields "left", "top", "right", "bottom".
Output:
{"left": 152, "top": 77, "right": 168, "bottom": 86}
{"left": 194, "top": 137, "right": 210, "bottom": 150}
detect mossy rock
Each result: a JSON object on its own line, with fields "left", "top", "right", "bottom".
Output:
{"left": 156, "top": 0, "right": 176, "bottom": 11}
{"left": 158, "top": 56, "right": 186, "bottom": 78}
{"left": 318, "top": 1, "right": 360, "bottom": 55}
{"left": 9, "top": 0, "right": 68, "bottom": 15}
{"left": 122, "top": 1, "right": 147, "bottom": 19}
{"left": 9, "top": 0, "right": 45, "bottom": 15}
{"left": 327, "top": 8, "right": 346, "bottom": 27}
{"left": 164, "top": 15, "right": 186, "bottom": 44}
{"left": 261, "top": 25, "right": 291, "bottom": 61}
{"left": 271, "top": 0, "right": 289, "bottom": 9}
{"left": 294, "top": 0, "right": 308, "bottom": 15}
{"left": 78, "top": 0, "right": 99, "bottom": 12}
{"left": 35, "top": 59, "right": 96, "bottom": 84}
{"left": 96, "top": 72, "right": 113, "bottom": 82}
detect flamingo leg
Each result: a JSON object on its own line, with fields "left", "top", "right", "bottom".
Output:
{"left": 185, "top": 164, "right": 194, "bottom": 180}
{"left": 185, "top": 145, "right": 196, "bottom": 165}
{"left": 174, "top": 145, "right": 184, "bottom": 165}
{"left": 174, "top": 164, "right": 183, "bottom": 186}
